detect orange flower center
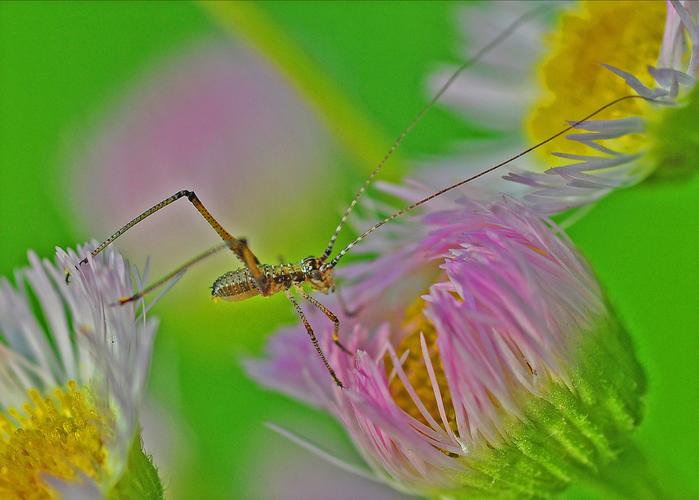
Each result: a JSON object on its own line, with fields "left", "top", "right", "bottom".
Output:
{"left": 387, "top": 298, "right": 457, "bottom": 434}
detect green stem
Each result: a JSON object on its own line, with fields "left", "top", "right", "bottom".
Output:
{"left": 200, "top": 0, "right": 404, "bottom": 178}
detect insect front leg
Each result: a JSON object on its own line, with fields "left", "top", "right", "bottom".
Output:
{"left": 286, "top": 290, "right": 344, "bottom": 388}
{"left": 297, "top": 288, "right": 352, "bottom": 355}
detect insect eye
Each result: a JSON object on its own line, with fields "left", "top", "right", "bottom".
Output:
{"left": 301, "top": 257, "right": 318, "bottom": 271}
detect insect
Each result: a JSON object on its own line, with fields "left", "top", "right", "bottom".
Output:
{"left": 81, "top": 7, "right": 645, "bottom": 387}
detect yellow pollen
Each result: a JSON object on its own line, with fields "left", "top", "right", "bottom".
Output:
{"left": 0, "top": 381, "right": 112, "bottom": 499}
{"left": 526, "top": 0, "right": 666, "bottom": 164}
{"left": 387, "top": 298, "right": 457, "bottom": 434}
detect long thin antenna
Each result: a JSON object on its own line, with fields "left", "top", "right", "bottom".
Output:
{"left": 324, "top": 94, "right": 649, "bottom": 270}
{"left": 320, "top": 4, "right": 550, "bottom": 262}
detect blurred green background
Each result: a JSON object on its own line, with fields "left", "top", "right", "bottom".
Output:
{"left": 1, "top": 1, "right": 696, "bottom": 498}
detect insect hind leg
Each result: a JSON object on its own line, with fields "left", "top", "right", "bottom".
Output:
{"left": 115, "top": 240, "right": 235, "bottom": 305}
{"left": 286, "top": 290, "right": 344, "bottom": 388}
{"left": 79, "top": 189, "right": 271, "bottom": 294}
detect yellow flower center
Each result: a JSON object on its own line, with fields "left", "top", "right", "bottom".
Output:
{"left": 0, "top": 381, "right": 112, "bottom": 499}
{"left": 526, "top": 0, "right": 666, "bottom": 164}
{"left": 387, "top": 298, "right": 457, "bottom": 434}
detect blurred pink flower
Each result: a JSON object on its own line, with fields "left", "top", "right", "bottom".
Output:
{"left": 246, "top": 425, "right": 410, "bottom": 500}
{"left": 247, "top": 197, "right": 646, "bottom": 497}
{"left": 67, "top": 39, "right": 338, "bottom": 276}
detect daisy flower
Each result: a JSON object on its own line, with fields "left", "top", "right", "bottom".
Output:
{"left": 427, "top": 0, "right": 698, "bottom": 214}
{"left": 0, "top": 244, "right": 163, "bottom": 499}
{"left": 247, "top": 198, "right": 649, "bottom": 498}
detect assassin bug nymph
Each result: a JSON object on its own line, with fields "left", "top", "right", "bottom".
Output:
{"left": 80, "top": 7, "right": 647, "bottom": 387}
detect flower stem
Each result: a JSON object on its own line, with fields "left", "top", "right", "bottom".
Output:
{"left": 199, "top": 0, "right": 402, "bottom": 177}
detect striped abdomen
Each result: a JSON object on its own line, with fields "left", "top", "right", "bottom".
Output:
{"left": 211, "top": 263, "right": 307, "bottom": 302}
{"left": 211, "top": 269, "right": 260, "bottom": 302}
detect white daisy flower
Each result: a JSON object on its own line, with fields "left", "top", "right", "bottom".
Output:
{"left": 0, "top": 243, "right": 162, "bottom": 499}
{"left": 427, "top": 0, "right": 698, "bottom": 214}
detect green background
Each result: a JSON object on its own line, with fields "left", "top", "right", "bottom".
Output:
{"left": 1, "top": 1, "right": 696, "bottom": 498}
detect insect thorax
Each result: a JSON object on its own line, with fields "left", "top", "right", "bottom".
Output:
{"left": 211, "top": 257, "right": 334, "bottom": 302}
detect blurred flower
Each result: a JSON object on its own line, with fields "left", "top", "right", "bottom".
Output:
{"left": 247, "top": 198, "right": 647, "bottom": 497}
{"left": 67, "top": 39, "right": 338, "bottom": 281}
{"left": 247, "top": 424, "right": 410, "bottom": 500}
{"left": 426, "top": 0, "right": 698, "bottom": 214}
{"left": 0, "top": 244, "right": 162, "bottom": 498}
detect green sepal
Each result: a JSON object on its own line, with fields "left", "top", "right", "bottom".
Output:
{"left": 647, "top": 84, "right": 699, "bottom": 183}
{"left": 107, "top": 436, "right": 164, "bottom": 500}
{"left": 432, "top": 313, "right": 648, "bottom": 499}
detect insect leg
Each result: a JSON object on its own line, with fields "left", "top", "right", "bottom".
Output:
{"left": 83, "top": 189, "right": 271, "bottom": 294}
{"left": 286, "top": 290, "right": 344, "bottom": 388}
{"left": 297, "top": 288, "right": 352, "bottom": 355}
{"left": 116, "top": 240, "right": 234, "bottom": 305}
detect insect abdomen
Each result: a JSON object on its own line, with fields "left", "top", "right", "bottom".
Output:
{"left": 211, "top": 263, "right": 309, "bottom": 302}
{"left": 211, "top": 269, "right": 260, "bottom": 302}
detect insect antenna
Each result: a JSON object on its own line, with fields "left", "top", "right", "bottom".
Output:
{"left": 323, "top": 94, "right": 652, "bottom": 270}
{"left": 319, "top": 4, "right": 551, "bottom": 263}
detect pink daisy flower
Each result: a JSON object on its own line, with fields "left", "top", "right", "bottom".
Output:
{"left": 247, "top": 197, "right": 647, "bottom": 497}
